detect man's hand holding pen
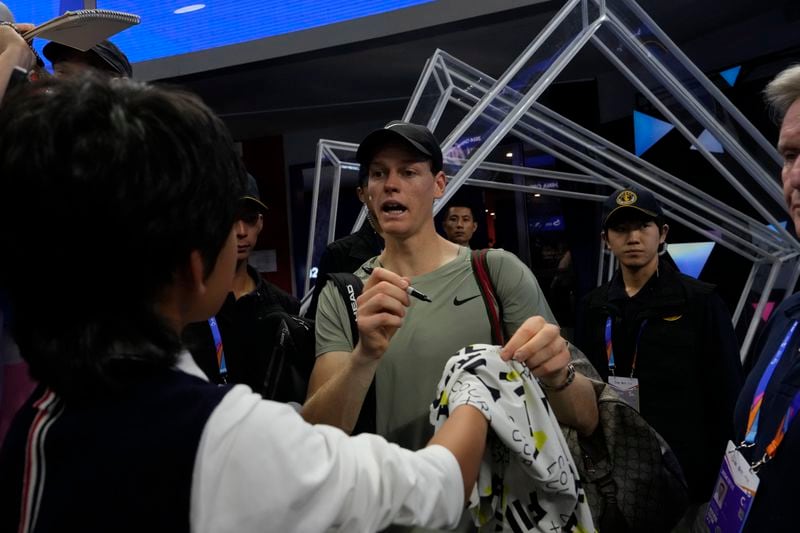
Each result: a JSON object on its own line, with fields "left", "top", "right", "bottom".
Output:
{"left": 362, "top": 266, "right": 432, "bottom": 302}
{"left": 352, "top": 266, "right": 415, "bottom": 361}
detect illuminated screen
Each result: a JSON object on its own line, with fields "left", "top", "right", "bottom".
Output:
{"left": 13, "top": 0, "right": 435, "bottom": 63}
{"left": 668, "top": 242, "right": 715, "bottom": 279}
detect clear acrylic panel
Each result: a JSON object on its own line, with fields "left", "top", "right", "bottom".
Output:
{"left": 303, "top": 145, "right": 339, "bottom": 295}
{"left": 314, "top": 0, "right": 800, "bottom": 355}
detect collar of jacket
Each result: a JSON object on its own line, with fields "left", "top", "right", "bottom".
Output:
{"left": 779, "top": 292, "right": 800, "bottom": 320}
{"left": 220, "top": 264, "right": 268, "bottom": 309}
{"left": 763, "top": 291, "right": 800, "bottom": 390}
{"left": 589, "top": 260, "right": 688, "bottom": 319}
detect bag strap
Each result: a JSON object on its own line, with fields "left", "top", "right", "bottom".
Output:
{"left": 325, "top": 272, "right": 375, "bottom": 435}
{"left": 325, "top": 272, "right": 363, "bottom": 344}
{"left": 470, "top": 249, "right": 505, "bottom": 345}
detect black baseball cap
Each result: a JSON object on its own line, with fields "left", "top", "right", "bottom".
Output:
{"left": 602, "top": 186, "right": 663, "bottom": 228}
{"left": 240, "top": 174, "right": 269, "bottom": 214}
{"left": 43, "top": 40, "right": 132, "bottom": 78}
{"left": 356, "top": 121, "right": 443, "bottom": 175}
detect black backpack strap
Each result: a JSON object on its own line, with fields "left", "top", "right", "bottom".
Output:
{"left": 324, "top": 272, "right": 375, "bottom": 434}
{"left": 471, "top": 249, "right": 505, "bottom": 345}
{"left": 325, "top": 272, "right": 363, "bottom": 344}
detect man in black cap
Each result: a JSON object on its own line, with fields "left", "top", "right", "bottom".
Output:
{"left": 43, "top": 39, "right": 132, "bottom": 78}
{"left": 575, "top": 186, "right": 742, "bottom": 528}
{"left": 305, "top": 120, "right": 599, "bottom": 449}
{"left": 183, "top": 174, "right": 300, "bottom": 397}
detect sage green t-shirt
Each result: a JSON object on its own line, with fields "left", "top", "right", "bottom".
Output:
{"left": 314, "top": 246, "right": 556, "bottom": 451}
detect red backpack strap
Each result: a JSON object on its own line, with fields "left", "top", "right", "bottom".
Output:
{"left": 470, "top": 249, "right": 505, "bottom": 345}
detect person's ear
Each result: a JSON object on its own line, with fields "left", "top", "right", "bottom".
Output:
{"left": 601, "top": 231, "right": 610, "bottom": 248}
{"left": 357, "top": 186, "right": 367, "bottom": 204}
{"left": 187, "top": 249, "right": 208, "bottom": 296}
{"left": 433, "top": 171, "right": 446, "bottom": 199}
{"left": 255, "top": 213, "right": 264, "bottom": 235}
{"left": 660, "top": 223, "right": 669, "bottom": 243}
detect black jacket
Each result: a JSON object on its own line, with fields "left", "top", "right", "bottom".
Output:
{"left": 734, "top": 291, "right": 800, "bottom": 531}
{"left": 0, "top": 373, "right": 229, "bottom": 533}
{"left": 575, "top": 259, "right": 743, "bottom": 503}
{"left": 183, "top": 266, "right": 300, "bottom": 392}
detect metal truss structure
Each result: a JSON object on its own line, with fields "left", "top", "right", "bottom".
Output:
{"left": 304, "top": 0, "right": 797, "bottom": 359}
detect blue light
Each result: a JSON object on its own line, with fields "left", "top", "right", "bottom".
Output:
{"left": 173, "top": 4, "right": 205, "bottom": 14}
{"left": 529, "top": 214, "right": 565, "bottom": 233}
{"left": 690, "top": 129, "right": 724, "bottom": 154}
{"left": 720, "top": 65, "right": 742, "bottom": 87}
{"left": 14, "top": 0, "right": 435, "bottom": 64}
{"left": 766, "top": 221, "right": 788, "bottom": 232}
{"left": 633, "top": 110, "right": 674, "bottom": 156}
{"left": 669, "top": 242, "right": 715, "bottom": 279}
{"left": 524, "top": 154, "right": 556, "bottom": 167}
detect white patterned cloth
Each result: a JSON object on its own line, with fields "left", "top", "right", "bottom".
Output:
{"left": 430, "top": 344, "right": 594, "bottom": 533}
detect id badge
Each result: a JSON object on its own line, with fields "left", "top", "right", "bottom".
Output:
{"left": 704, "top": 440, "right": 760, "bottom": 533}
{"left": 608, "top": 376, "right": 640, "bottom": 411}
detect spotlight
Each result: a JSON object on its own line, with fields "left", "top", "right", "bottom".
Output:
{"left": 174, "top": 4, "right": 206, "bottom": 14}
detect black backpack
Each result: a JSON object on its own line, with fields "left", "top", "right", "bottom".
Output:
{"left": 258, "top": 273, "right": 367, "bottom": 411}
{"left": 258, "top": 308, "right": 317, "bottom": 403}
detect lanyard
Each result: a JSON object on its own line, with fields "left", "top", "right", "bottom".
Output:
{"left": 742, "top": 320, "right": 799, "bottom": 471}
{"left": 605, "top": 317, "right": 647, "bottom": 378}
{"left": 208, "top": 316, "right": 228, "bottom": 384}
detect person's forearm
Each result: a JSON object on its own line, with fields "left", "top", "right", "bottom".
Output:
{"left": 0, "top": 29, "right": 35, "bottom": 103}
{"left": 541, "top": 371, "right": 598, "bottom": 436}
{"left": 428, "top": 405, "right": 488, "bottom": 502}
{"left": 301, "top": 349, "right": 379, "bottom": 433}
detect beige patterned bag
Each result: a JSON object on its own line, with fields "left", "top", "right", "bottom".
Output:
{"left": 563, "top": 380, "right": 689, "bottom": 532}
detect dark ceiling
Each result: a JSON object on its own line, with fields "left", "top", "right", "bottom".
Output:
{"left": 163, "top": 0, "right": 799, "bottom": 140}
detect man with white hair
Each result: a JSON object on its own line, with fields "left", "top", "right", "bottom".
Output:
{"left": 720, "top": 65, "right": 800, "bottom": 531}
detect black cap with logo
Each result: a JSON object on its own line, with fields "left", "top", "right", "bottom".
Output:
{"left": 602, "top": 186, "right": 664, "bottom": 228}
{"left": 43, "top": 39, "right": 132, "bottom": 78}
{"left": 356, "top": 121, "right": 443, "bottom": 176}
{"left": 240, "top": 174, "right": 269, "bottom": 214}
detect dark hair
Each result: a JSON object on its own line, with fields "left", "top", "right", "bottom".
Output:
{"left": 0, "top": 74, "right": 245, "bottom": 399}
{"left": 604, "top": 210, "right": 665, "bottom": 231}
{"left": 445, "top": 204, "right": 477, "bottom": 221}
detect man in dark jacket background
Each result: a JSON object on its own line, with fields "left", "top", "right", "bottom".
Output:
{"left": 183, "top": 175, "right": 301, "bottom": 399}
{"left": 575, "top": 186, "right": 743, "bottom": 528}
{"left": 723, "top": 64, "right": 800, "bottom": 532}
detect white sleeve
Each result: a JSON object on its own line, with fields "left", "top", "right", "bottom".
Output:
{"left": 190, "top": 385, "right": 464, "bottom": 533}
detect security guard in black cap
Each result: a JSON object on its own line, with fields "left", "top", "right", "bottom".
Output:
{"left": 575, "top": 186, "right": 743, "bottom": 529}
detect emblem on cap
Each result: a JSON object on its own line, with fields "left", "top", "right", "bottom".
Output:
{"left": 616, "top": 190, "right": 637, "bottom": 206}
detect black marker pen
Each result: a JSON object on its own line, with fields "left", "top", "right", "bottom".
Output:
{"left": 362, "top": 266, "right": 432, "bottom": 303}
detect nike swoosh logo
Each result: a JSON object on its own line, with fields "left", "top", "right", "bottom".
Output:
{"left": 453, "top": 295, "right": 481, "bottom": 306}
